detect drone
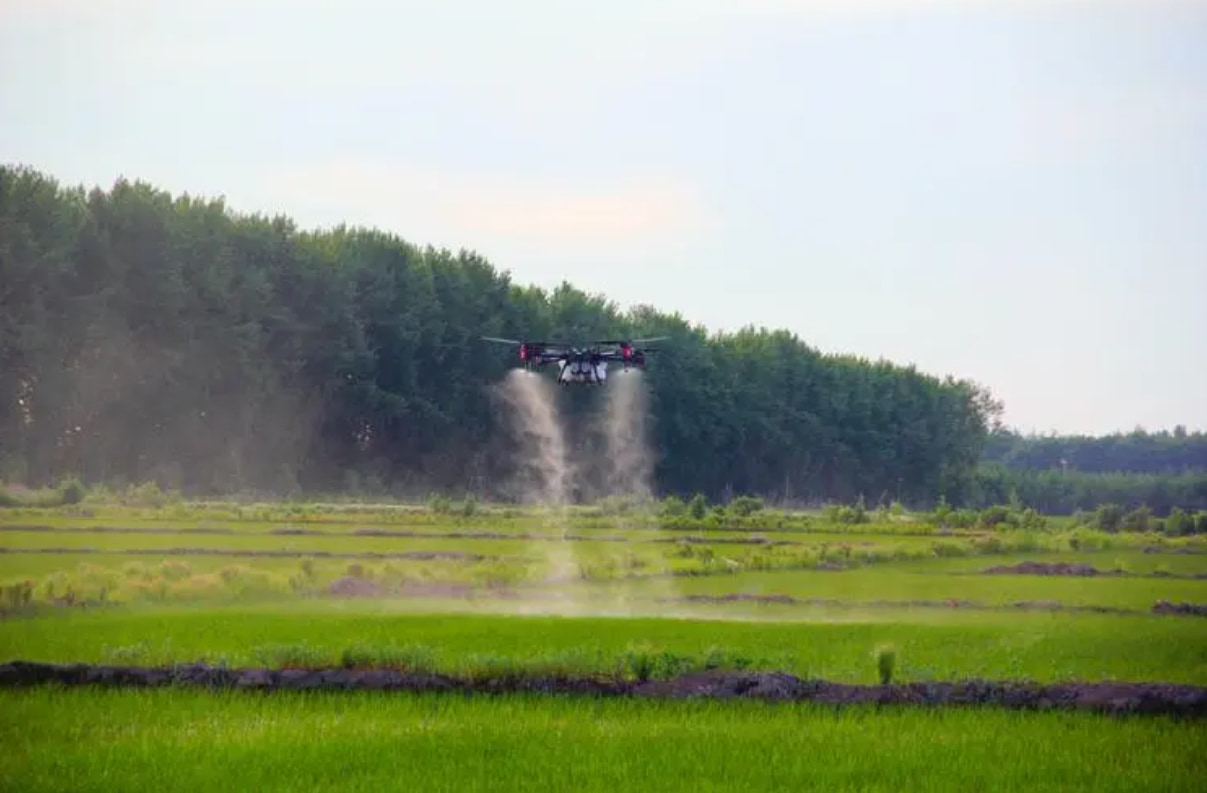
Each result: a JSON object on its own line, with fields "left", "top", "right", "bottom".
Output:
{"left": 481, "top": 336, "right": 669, "bottom": 385}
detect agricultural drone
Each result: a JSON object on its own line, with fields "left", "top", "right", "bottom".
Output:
{"left": 481, "top": 336, "right": 669, "bottom": 385}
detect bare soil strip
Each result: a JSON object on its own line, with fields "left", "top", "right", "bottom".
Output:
{"left": 979, "top": 561, "right": 1207, "bottom": 580}
{"left": 1, "top": 661, "right": 1203, "bottom": 717}
{"left": 0, "top": 525, "right": 796, "bottom": 545}
{"left": 665, "top": 593, "right": 1137, "bottom": 615}
{"left": 0, "top": 547, "right": 487, "bottom": 561}
{"left": 662, "top": 593, "right": 1207, "bottom": 618}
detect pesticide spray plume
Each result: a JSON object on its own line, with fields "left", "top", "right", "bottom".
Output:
{"left": 601, "top": 370, "right": 655, "bottom": 502}
{"left": 493, "top": 370, "right": 572, "bottom": 508}
{"left": 492, "top": 369, "right": 582, "bottom": 609}
{"left": 488, "top": 367, "right": 682, "bottom": 617}
{"left": 598, "top": 370, "right": 680, "bottom": 610}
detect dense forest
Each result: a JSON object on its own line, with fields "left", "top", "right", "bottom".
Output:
{"left": 4, "top": 163, "right": 1204, "bottom": 512}
{"left": 972, "top": 466, "right": 1207, "bottom": 516}
{"left": 1, "top": 163, "right": 1009, "bottom": 505}
{"left": 983, "top": 428, "right": 1207, "bottom": 474}
{"left": 973, "top": 428, "right": 1207, "bottom": 515}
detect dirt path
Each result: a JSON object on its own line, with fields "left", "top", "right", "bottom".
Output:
{"left": 1, "top": 661, "right": 1204, "bottom": 717}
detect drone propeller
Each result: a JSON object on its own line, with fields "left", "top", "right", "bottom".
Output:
{"left": 595, "top": 336, "right": 670, "bottom": 346}
{"left": 481, "top": 336, "right": 572, "bottom": 350}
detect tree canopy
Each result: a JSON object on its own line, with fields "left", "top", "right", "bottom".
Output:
{"left": 983, "top": 427, "right": 1207, "bottom": 474}
{"left": 2, "top": 163, "right": 1005, "bottom": 504}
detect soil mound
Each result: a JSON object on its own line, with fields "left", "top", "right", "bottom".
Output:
{"left": 666, "top": 594, "right": 1136, "bottom": 616}
{"left": 1152, "top": 601, "right": 1207, "bottom": 617}
{"left": 324, "top": 578, "right": 517, "bottom": 600}
{"left": 982, "top": 561, "right": 1106, "bottom": 577}
{"left": 2, "top": 661, "right": 1204, "bottom": 717}
{"left": 0, "top": 547, "right": 487, "bottom": 561}
{"left": 326, "top": 576, "right": 383, "bottom": 597}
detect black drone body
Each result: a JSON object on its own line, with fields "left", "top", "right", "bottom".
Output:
{"left": 481, "top": 336, "right": 668, "bottom": 385}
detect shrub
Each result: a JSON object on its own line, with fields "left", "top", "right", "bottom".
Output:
{"left": 1121, "top": 505, "right": 1152, "bottom": 533}
{"left": 876, "top": 645, "right": 896, "bottom": 685}
{"left": 687, "top": 493, "right": 708, "bottom": 520}
{"left": 118, "top": 480, "right": 179, "bottom": 508}
{"left": 979, "top": 505, "right": 1015, "bottom": 529}
{"left": 1163, "top": 508, "right": 1190, "bottom": 536}
{"left": 659, "top": 495, "right": 687, "bottom": 518}
{"left": 931, "top": 497, "right": 953, "bottom": 527}
{"left": 426, "top": 493, "right": 452, "bottom": 514}
{"left": 1018, "top": 507, "right": 1046, "bottom": 530}
{"left": 620, "top": 643, "right": 696, "bottom": 682}
{"left": 728, "top": 495, "right": 765, "bottom": 517}
{"left": 58, "top": 477, "right": 85, "bottom": 505}
{"left": 1, "top": 580, "right": 34, "bottom": 611}
{"left": 1094, "top": 503, "right": 1124, "bottom": 532}
{"left": 825, "top": 502, "right": 869, "bottom": 525}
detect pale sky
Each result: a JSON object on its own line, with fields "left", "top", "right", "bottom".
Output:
{"left": 2, "top": 0, "right": 1205, "bottom": 435}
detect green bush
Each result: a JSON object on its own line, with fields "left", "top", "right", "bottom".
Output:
{"left": 979, "top": 505, "right": 1015, "bottom": 529}
{"left": 1018, "top": 507, "right": 1046, "bottom": 530}
{"left": 825, "top": 501, "right": 869, "bottom": 525}
{"left": 1194, "top": 511, "right": 1207, "bottom": 535}
{"left": 58, "top": 476, "right": 85, "bottom": 505}
{"left": 1094, "top": 503, "right": 1125, "bottom": 532}
{"left": 1121, "top": 505, "right": 1152, "bottom": 533}
{"left": 659, "top": 495, "right": 687, "bottom": 518}
{"left": 876, "top": 645, "right": 896, "bottom": 685}
{"left": 1164, "top": 508, "right": 1191, "bottom": 536}
{"left": 687, "top": 493, "right": 708, "bottom": 520}
{"left": 728, "top": 495, "right": 765, "bottom": 517}
{"left": 426, "top": 493, "right": 452, "bottom": 514}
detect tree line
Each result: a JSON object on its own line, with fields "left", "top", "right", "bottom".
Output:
{"left": 974, "top": 428, "right": 1207, "bottom": 515}
{"left": 0, "top": 162, "right": 1052, "bottom": 507}
{"left": 969, "top": 466, "right": 1207, "bottom": 516}
{"left": 983, "top": 427, "right": 1207, "bottom": 474}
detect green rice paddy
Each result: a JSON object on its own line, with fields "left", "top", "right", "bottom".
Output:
{"left": 2, "top": 499, "right": 1206, "bottom": 791}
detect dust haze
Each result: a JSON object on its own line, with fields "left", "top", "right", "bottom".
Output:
{"left": 601, "top": 370, "right": 655, "bottom": 501}
{"left": 492, "top": 368, "right": 676, "bottom": 614}
{"left": 493, "top": 370, "right": 573, "bottom": 508}
{"left": 492, "top": 370, "right": 579, "bottom": 603}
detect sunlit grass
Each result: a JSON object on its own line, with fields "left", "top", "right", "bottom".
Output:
{"left": 1, "top": 688, "right": 1203, "bottom": 793}
{"left": 4, "top": 607, "right": 1206, "bottom": 684}
{"left": 625, "top": 566, "right": 1207, "bottom": 611}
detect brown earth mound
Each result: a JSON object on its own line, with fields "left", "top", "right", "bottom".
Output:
{"left": 980, "top": 561, "right": 1207, "bottom": 580}
{"left": 1152, "top": 601, "right": 1207, "bottom": 617}
{"left": 326, "top": 576, "right": 384, "bottom": 597}
{"left": 667, "top": 594, "right": 1136, "bottom": 615}
{"left": 1, "top": 661, "right": 1203, "bottom": 717}
{"left": 0, "top": 547, "right": 487, "bottom": 561}
{"left": 325, "top": 577, "right": 517, "bottom": 600}
{"left": 1143, "top": 545, "right": 1207, "bottom": 555}
{"left": 982, "top": 561, "right": 1108, "bottom": 576}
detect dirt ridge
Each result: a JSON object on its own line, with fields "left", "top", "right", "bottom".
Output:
{"left": 0, "top": 547, "right": 486, "bottom": 561}
{"left": 0, "top": 524, "right": 799, "bottom": 546}
{"left": 1, "top": 661, "right": 1205, "bottom": 717}
{"left": 665, "top": 593, "right": 1141, "bottom": 615}
{"left": 979, "top": 560, "right": 1207, "bottom": 580}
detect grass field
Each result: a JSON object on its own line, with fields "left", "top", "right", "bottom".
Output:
{"left": 2, "top": 497, "right": 1206, "bottom": 790}
{"left": 5, "top": 688, "right": 1204, "bottom": 793}
{"left": 5, "top": 606, "right": 1207, "bottom": 684}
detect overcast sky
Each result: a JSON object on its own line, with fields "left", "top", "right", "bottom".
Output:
{"left": 2, "top": 0, "right": 1204, "bottom": 435}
